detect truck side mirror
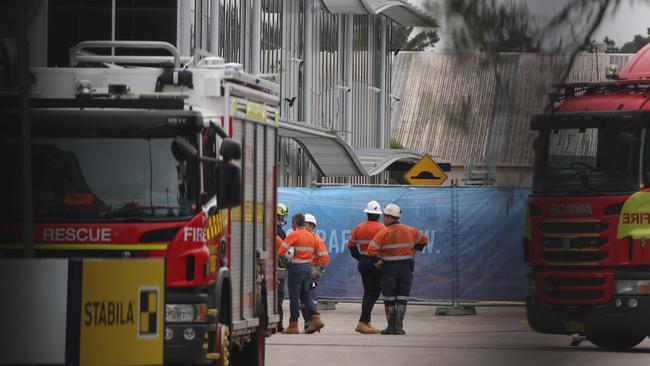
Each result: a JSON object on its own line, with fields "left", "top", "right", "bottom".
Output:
{"left": 216, "top": 161, "right": 242, "bottom": 210}
{"left": 220, "top": 139, "right": 241, "bottom": 161}
{"left": 173, "top": 136, "right": 198, "bottom": 158}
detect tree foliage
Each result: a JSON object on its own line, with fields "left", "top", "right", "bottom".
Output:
{"left": 391, "top": 26, "right": 440, "bottom": 52}
{"left": 619, "top": 27, "right": 650, "bottom": 53}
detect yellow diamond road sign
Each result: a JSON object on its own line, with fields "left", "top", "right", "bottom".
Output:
{"left": 404, "top": 154, "right": 448, "bottom": 186}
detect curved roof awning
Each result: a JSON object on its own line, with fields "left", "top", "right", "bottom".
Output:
{"left": 321, "top": 0, "right": 434, "bottom": 26}
{"left": 278, "top": 121, "right": 422, "bottom": 177}
{"left": 354, "top": 148, "right": 422, "bottom": 176}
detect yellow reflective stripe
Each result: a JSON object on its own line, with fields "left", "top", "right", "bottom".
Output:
{"left": 383, "top": 243, "right": 415, "bottom": 249}
{"left": 294, "top": 246, "right": 315, "bottom": 252}
{"left": 1, "top": 243, "right": 168, "bottom": 251}
{"left": 292, "top": 259, "right": 311, "bottom": 264}
{"left": 281, "top": 242, "right": 290, "bottom": 249}
{"left": 415, "top": 234, "right": 425, "bottom": 243}
{"left": 382, "top": 255, "right": 414, "bottom": 261}
{"left": 369, "top": 241, "right": 381, "bottom": 250}
{"left": 316, "top": 251, "right": 328, "bottom": 257}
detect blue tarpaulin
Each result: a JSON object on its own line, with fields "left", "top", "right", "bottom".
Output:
{"left": 278, "top": 187, "right": 531, "bottom": 302}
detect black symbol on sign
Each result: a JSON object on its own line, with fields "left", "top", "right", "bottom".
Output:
{"left": 139, "top": 288, "right": 158, "bottom": 337}
{"left": 411, "top": 171, "right": 442, "bottom": 180}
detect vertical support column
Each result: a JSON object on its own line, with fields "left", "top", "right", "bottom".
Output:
{"left": 111, "top": 0, "right": 116, "bottom": 56}
{"left": 337, "top": 15, "right": 345, "bottom": 134}
{"left": 251, "top": 0, "right": 261, "bottom": 75}
{"left": 377, "top": 16, "right": 386, "bottom": 149}
{"left": 209, "top": 0, "right": 219, "bottom": 55}
{"left": 302, "top": 0, "right": 313, "bottom": 125}
{"left": 344, "top": 14, "right": 353, "bottom": 144}
{"left": 177, "top": 0, "right": 192, "bottom": 56}
{"left": 302, "top": 0, "right": 315, "bottom": 187}
{"left": 378, "top": 17, "right": 387, "bottom": 149}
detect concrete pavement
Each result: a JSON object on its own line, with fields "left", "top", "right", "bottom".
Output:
{"left": 267, "top": 302, "right": 650, "bottom": 366}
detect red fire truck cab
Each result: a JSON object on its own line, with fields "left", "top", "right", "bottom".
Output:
{"left": 526, "top": 44, "right": 650, "bottom": 350}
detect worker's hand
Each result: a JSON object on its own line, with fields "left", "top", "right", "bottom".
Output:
{"left": 373, "top": 260, "right": 384, "bottom": 270}
{"left": 310, "top": 271, "right": 321, "bottom": 281}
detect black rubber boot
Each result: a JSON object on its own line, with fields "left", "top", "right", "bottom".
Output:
{"left": 394, "top": 303, "right": 407, "bottom": 335}
{"left": 380, "top": 303, "right": 396, "bottom": 335}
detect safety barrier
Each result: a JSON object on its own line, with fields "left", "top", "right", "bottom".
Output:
{"left": 0, "top": 258, "right": 164, "bottom": 366}
{"left": 278, "top": 186, "right": 530, "bottom": 302}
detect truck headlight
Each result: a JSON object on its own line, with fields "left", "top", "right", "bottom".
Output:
{"left": 165, "top": 304, "right": 207, "bottom": 323}
{"left": 615, "top": 280, "right": 650, "bottom": 295}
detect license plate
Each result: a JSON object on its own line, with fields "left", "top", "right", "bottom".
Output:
{"left": 563, "top": 321, "right": 585, "bottom": 334}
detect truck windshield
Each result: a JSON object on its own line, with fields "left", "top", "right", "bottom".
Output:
{"left": 533, "top": 126, "right": 641, "bottom": 196}
{"left": 2, "top": 137, "right": 199, "bottom": 222}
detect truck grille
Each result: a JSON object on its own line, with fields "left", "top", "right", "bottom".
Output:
{"left": 541, "top": 250, "right": 607, "bottom": 263}
{"left": 541, "top": 236, "right": 607, "bottom": 249}
{"left": 537, "top": 220, "right": 609, "bottom": 264}
{"left": 538, "top": 221, "right": 608, "bottom": 233}
{"left": 538, "top": 273, "right": 612, "bottom": 304}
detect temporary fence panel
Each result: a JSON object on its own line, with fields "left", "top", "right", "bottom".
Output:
{"left": 278, "top": 186, "right": 530, "bottom": 302}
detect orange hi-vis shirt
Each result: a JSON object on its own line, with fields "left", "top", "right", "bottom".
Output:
{"left": 312, "top": 233, "right": 329, "bottom": 267}
{"left": 367, "top": 223, "right": 428, "bottom": 261}
{"left": 348, "top": 220, "right": 385, "bottom": 255}
{"left": 278, "top": 228, "right": 319, "bottom": 264}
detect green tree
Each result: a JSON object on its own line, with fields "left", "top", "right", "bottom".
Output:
{"left": 620, "top": 27, "right": 650, "bottom": 53}
{"left": 391, "top": 26, "right": 440, "bottom": 52}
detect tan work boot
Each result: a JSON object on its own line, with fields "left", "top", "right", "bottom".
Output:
{"left": 355, "top": 321, "right": 379, "bottom": 334}
{"left": 366, "top": 322, "right": 380, "bottom": 334}
{"left": 305, "top": 314, "right": 325, "bottom": 334}
{"left": 283, "top": 320, "right": 300, "bottom": 334}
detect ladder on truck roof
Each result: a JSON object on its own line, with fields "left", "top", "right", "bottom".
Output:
{"left": 67, "top": 40, "right": 279, "bottom": 96}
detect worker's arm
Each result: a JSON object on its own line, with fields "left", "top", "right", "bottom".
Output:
{"left": 347, "top": 228, "right": 361, "bottom": 260}
{"left": 367, "top": 231, "right": 384, "bottom": 269}
{"left": 278, "top": 234, "right": 292, "bottom": 257}
{"left": 412, "top": 228, "right": 429, "bottom": 252}
{"left": 316, "top": 239, "right": 329, "bottom": 266}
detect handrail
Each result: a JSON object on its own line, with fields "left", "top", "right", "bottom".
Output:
{"left": 70, "top": 40, "right": 181, "bottom": 68}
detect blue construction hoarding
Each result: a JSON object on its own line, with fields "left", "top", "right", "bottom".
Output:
{"left": 278, "top": 187, "right": 531, "bottom": 302}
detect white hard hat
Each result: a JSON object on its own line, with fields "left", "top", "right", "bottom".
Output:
{"left": 304, "top": 213, "right": 317, "bottom": 226}
{"left": 363, "top": 200, "right": 382, "bottom": 215}
{"left": 383, "top": 203, "right": 401, "bottom": 218}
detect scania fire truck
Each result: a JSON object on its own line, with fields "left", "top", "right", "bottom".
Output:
{"left": 0, "top": 41, "right": 280, "bottom": 365}
{"left": 526, "top": 43, "right": 650, "bottom": 350}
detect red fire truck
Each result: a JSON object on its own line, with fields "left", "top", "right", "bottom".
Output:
{"left": 0, "top": 41, "right": 279, "bottom": 365}
{"left": 525, "top": 44, "right": 650, "bottom": 350}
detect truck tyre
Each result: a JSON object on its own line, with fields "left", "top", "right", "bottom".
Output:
{"left": 215, "top": 322, "right": 232, "bottom": 366}
{"left": 586, "top": 334, "right": 645, "bottom": 350}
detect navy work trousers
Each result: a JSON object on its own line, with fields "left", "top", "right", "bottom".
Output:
{"left": 359, "top": 256, "right": 382, "bottom": 322}
{"left": 287, "top": 263, "right": 318, "bottom": 321}
{"left": 381, "top": 261, "right": 413, "bottom": 305}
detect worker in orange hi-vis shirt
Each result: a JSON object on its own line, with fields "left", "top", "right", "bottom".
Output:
{"left": 367, "top": 203, "right": 427, "bottom": 335}
{"left": 278, "top": 213, "right": 324, "bottom": 334}
{"left": 300, "top": 213, "right": 328, "bottom": 331}
{"left": 348, "top": 200, "right": 385, "bottom": 334}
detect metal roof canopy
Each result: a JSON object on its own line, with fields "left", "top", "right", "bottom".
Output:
{"left": 278, "top": 121, "right": 422, "bottom": 177}
{"left": 321, "top": 0, "right": 433, "bottom": 27}
{"left": 355, "top": 148, "right": 422, "bottom": 176}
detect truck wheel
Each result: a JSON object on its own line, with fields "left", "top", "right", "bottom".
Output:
{"left": 586, "top": 334, "right": 645, "bottom": 350}
{"left": 215, "top": 322, "right": 231, "bottom": 366}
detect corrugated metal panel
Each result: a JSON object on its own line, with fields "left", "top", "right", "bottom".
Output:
{"left": 243, "top": 123, "right": 255, "bottom": 319}
{"left": 391, "top": 52, "right": 634, "bottom": 167}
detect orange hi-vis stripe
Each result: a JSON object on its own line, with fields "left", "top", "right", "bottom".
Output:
{"left": 367, "top": 223, "right": 427, "bottom": 260}
{"left": 278, "top": 228, "right": 320, "bottom": 264}
{"left": 348, "top": 220, "right": 384, "bottom": 255}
